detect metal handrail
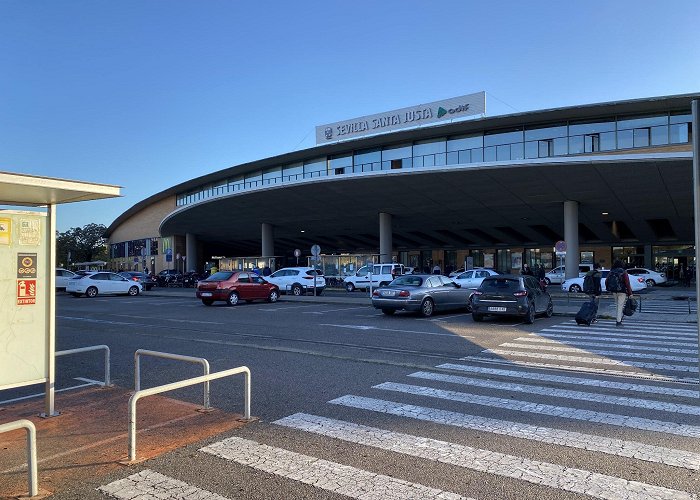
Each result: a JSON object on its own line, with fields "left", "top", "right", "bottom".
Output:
{"left": 0, "top": 419, "right": 38, "bottom": 497}
{"left": 128, "top": 365, "right": 250, "bottom": 461}
{"left": 56, "top": 344, "right": 111, "bottom": 386}
{"left": 134, "top": 350, "right": 210, "bottom": 409}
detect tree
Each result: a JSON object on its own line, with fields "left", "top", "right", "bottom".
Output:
{"left": 56, "top": 223, "right": 108, "bottom": 267}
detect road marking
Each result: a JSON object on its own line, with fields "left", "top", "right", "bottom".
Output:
{"left": 109, "top": 314, "right": 224, "bottom": 325}
{"left": 321, "top": 323, "right": 470, "bottom": 338}
{"left": 541, "top": 327, "right": 697, "bottom": 342}
{"left": 481, "top": 348, "right": 698, "bottom": 373}
{"left": 274, "top": 412, "right": 695, "bottom": 499}
{"left": 262, "top": 304, "right": 325, "bottom": 311}
{"left": 498, "top": 342, "right": 699, "bottom": 362}
{"left": 303, "top": 306, "right": 369, "bottom": 314}
{"left": 330, "top": 395, "right": 700, "bottom": 470}
{"left": 548, "top": 323, "right": 698, "bottom": 337}
{"left": 436, "top": 363, "right": 700, "bottom": 398}
{"left": 201, "top": 436, "right": 467, "bottom": 500}
{"left": 375, "top": 382, "right": 700, "bottom": 438}
{"left": 517, "top": 335, "right": 698, "bottom": 349}
{"left": 458, "top": 356, "right": 699, "bottom": 382}
{"left": 408, "top": 371, "right": 700, "bottom": 415}
{"left": 99, "top": 469, "right": 229, "bottom": 500}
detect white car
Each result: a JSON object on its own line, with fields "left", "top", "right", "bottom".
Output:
{"left": 626, "top": 268, "right": 667, "bottom": 287}
{"left": 56, "top": 268, "right": 78, "bottom": 290}
{"left": 544, "top": 264, "right": 593, "bottom": 285}
{"left": 265, "top": 267, "right": 326, "bottom": 295}
{"left": 343, "top": 263, "right": 405, "bottom": 292}
{"left": 561, "top": 270, "right": 647, "bottom": 293}
{"left": 451, "top": 268, "right": 499, "bottom": 289}
{"left": 67, "top": 271, "right": 143, "bottom": 297}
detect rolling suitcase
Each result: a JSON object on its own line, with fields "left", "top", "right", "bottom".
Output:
{"left": 575, "top": 298, "right": 598, "bottom": 326}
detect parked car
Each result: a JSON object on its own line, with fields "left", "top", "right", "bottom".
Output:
{"left": 196, "top": 271, "right": 279, "bottom": 306}
{"left": 265, "top": 267, "right": 326, "bottom": 295}
{"left": 471, "top": 274, "right": 553, "bottom": 324}
{"left": 452, "top": 268, "right": 500, "bottom": 290}
{"left": 119, "top": 272, "right": 157, "bottom": 291}
{"left": 183, "top": 271, "right": 204, "bottom": 288}
{"left": 626, "top": 267, "right": 667, "bottom": 287}
{"left": 344, "top": 263, "right": 405, "bottom": 292}
{"left": 67, "top": 272, "right": 143, "bottom": 297}
{"left": 543, "top": 264, "right": 593, "bottom": 285}
{"left": 561, "top": 270, "right": 647, "bottom": 293}
{"left": 55, "top": 268, "right": 78, "bottom": 290}
{"left": 371, "top": 274, "right": 471, "bottom": 317}
{"left": 155, "top": 269, "right": 183, "bottom": 287}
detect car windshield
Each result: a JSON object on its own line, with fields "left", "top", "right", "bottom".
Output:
{"left": 481, "top": 278, "right": 521, "bottom": 291}
{"left": 390, "top": 276, "right": 423, "bottom": 286}
{"left": 206, "top": 271, "right": 234, "bottom": 281}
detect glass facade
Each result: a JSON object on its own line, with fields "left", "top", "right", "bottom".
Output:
{"left": 175, "top": 111, "right": 693, "bottom": 207}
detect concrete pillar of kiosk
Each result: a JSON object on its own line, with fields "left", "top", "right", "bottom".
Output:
{"left": 564, "top": 201, "right": 580, "bottom": 279}
{"left": 379, "top": 212, "right": 393, "bottom": 264}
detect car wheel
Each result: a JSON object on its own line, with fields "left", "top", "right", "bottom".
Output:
{"left": 382, "top": 308, "right": 395, "bottom": 315}
{"left": 227, "top": 292, "right": 239, "bottom": 306}
{"left": 465, "top": 295, "right": 474, "bottom": 313}
{"left": 345, "top": 283, "right": 355, "bottom": 292}
{"left": 525, "top": 302, "right": 535, "bottom": 324}
{"left": 420, "top": 298, "right": 434, "bottom": 317}
{"left": 472, "top": 313, "right": 484, "bottom": 322}
{"left": 569, "top": 284, "right": 582, "bottom": 293}
{"left": 128, "top": 286, "right": 139, "bottom": 296}
{"left": 268, "top": 290, "right": 279, "bottom": 303}
{"left": 646, "top": 279, "right": 656, "bottom": 287}
{"left": 291, "top": 284, "right": 303, "bottom": 296}
{"left": 202, "top": 299, "right": 214, "bottom": 306}
{"left": 70, "top": 292, "right": 82, "bottom": 298}
{"left": 86, "top": 286, "right": 98, "bottom": 298}
{"left": 545, "top": 299, "right": 554, "bottom": 317}
{"left": 544, "top": 278, "right": 551, "bottom": 286}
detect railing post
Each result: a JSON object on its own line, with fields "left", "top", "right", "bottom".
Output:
{"left": 0, "top": 419, "right": 38, "bottom": 497}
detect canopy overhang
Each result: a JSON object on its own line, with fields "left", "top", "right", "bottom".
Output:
{"left": 0, "top": 171, "right": 121, "bottom": 206}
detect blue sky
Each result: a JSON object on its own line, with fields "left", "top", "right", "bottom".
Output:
{"left": 1, "top": 0, "right": 699, "bottom": 231}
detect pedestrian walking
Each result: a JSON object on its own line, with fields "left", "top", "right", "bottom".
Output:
{"left": 521, "top": 264, "right": 534, "bottom": 276}
{"left": 606, "top": 259, "right": 632, "bottom": 327}
{"left": 582, "top": 263, "right": 603, "bottom": 322}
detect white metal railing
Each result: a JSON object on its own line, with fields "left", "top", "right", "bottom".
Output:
{"left": 56, "top": 345, "right": 111, "bottom": 386}
{"left": 0, "top": 419, "right": 38, "bottom": 497}
{"left": 128, "top": 365, "right": 251, "bottom": 461}
{"left": 134, "top": 349, "right": 210, "bottom": 409}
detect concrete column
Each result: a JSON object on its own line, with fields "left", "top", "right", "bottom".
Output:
{"left": 262, "top": 223, "right": 274, "bottom": 257}
{"left": 644, "top": 244, "right": 653, "bottom": 268}
{"left": 564, "top": 201, "right": 580, "bottom": 279}
{"left": 185, "top": 233, "right": 198, "bottom": 273}
{"left": 379, "top": 212, "right": 393, "bottom": 264}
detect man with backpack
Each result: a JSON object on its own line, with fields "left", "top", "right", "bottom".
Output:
{"left": 606, "top": 260, "right": 633, "bottom": 327}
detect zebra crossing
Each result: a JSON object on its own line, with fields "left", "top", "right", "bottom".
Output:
{"left": 98, "top": 319, "right": 700, "bottom": 499}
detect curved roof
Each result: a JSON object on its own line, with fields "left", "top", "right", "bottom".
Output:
{"left": 105, "top": 92, "right": 699, "bottom": 238}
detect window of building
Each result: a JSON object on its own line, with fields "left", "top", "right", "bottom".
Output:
{"left": 381, "top": 144, "right": 412, "bottom": 170}
{"left": 584, "top": 133, "right": 600, "bottom": 153}
{"left": 633, "top": 127, "right": 650, "bottom": 148}
{"left": 329, "top": 154, "right": 352, "bottom": 175}
{"left": 354, "top": 148, "right": 381, "bottom": 172}
{"left": 413, "top": 138, "right": 446, "bottom": 167}
{"left": 303, "top": 158, "right": 327, "bottom": 178}
{"left": 538, "top": 139, "right": 554, "bottom": 157}
{"left": 263, "top": 166, "right": 283, "bottom": 184}
{"left": 283, "top": 162, "right": 304, "bottom": 181}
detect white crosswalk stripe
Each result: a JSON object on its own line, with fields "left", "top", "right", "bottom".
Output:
{"left": 96, "top": 318, "right": 699, "bottom": 499}
{"left": 99, "top": 470, "right": 229, "bottom": 499}
{"left": 201, "top": 436, "right": 468, "bottom": 500}
{"left": 274, "top": 413, "right": 694, "bottom": 500}
{"left": 329, "top": 395, "right": 700, "bottom": 470}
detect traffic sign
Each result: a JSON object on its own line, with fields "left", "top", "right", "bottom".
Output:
{"left": 294, "top": 249, "right": 301, "bottom": 258}
{"left": 555, "top": 240, "right": 567, "bottom": 253}
{"left": 311, "top": 244, "right": 321, "bottom": 257}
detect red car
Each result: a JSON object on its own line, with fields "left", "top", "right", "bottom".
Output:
{"left": 196, "top": 271, "right": 280, "bottom": 306}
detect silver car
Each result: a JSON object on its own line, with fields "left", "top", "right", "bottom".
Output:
{"left": 371, "top": 274, "right": 472, "bottom": 317}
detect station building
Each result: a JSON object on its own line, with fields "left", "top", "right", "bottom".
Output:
{"left": 105, "top": 92, "right": 696, "bottom": 279}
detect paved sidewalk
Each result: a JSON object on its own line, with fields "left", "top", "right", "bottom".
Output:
{"left": 143, "top": 285, "right": 699, "bottom": 324}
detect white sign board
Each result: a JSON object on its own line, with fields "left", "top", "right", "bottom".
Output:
{"left": 0, "top": 211, "right": 48, "bottom": 390}
{"left": 316, "top": 91, "right": 486, "bottom": 144}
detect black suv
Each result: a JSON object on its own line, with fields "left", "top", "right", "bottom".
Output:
{"left": 471, "top": 274, "right": 553, "bottom": 324}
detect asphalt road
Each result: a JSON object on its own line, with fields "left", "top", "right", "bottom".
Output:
{"left": 3, "top": 291, "right": 700, "bottom": 499}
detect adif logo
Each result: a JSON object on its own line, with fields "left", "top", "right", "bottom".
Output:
{"left": 324, "top": 127, "right": 333, "bottom": 140}
{"left": 438, "top": 104, "right": 471, "bottom": 118}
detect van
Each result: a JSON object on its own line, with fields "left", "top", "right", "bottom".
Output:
{"left": 343, "top": 263, "right": 404, "bottom": 292}
{"left": 544, "top": 264, "right": 592, "bottom": 285}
